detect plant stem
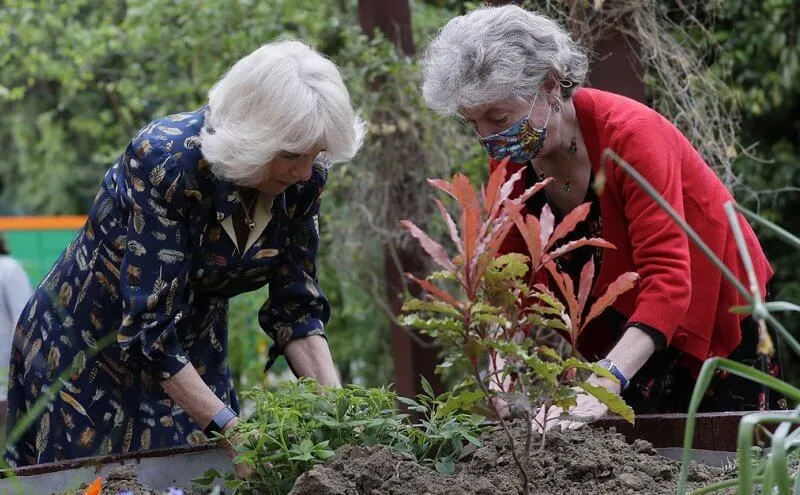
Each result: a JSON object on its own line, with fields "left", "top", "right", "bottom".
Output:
{"left": 690, "top": 475, "right": 764, "bottom": 495}
{"left": 517, "top": 376, "right": 534, "bottom": 460}
{"left": 475, "top": 368, "right": 530, "bottom": 495}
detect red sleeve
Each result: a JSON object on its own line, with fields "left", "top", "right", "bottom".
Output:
{"left": 608, "top": 119, "right": 692, "bottom": 344}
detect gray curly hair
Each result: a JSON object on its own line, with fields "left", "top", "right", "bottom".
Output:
{"left": 422, "top": 5, "right": 589, "bottom": 115}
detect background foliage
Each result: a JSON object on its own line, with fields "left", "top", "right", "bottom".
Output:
{"left": 0, "top": 0, "right": 797, "bottom": 387}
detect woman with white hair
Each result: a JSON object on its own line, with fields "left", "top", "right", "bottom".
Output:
{"left": 423, "top": 5, "right": 782, "bottom": 428}
{"left": 5, "top": 39, "right": 364, "bottom": 467}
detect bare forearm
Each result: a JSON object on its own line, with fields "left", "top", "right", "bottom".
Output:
{"left": 590, "top": 326, "right": 657, "bottom": 392}
{"left": 284, "top": 335, "right": 340, "bottom": 387}
{"left": 160, "top": 363, "right": 229, "bottom": 430}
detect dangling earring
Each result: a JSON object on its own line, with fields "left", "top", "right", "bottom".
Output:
{"left": 553, "top": 104, "right": 561, "bottom": 113}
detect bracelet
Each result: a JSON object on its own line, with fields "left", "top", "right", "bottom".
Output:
{"left": 596, "top": 359, "right": 630, "bottom": 391}
{"left": 203, "top": 405, "right": 238, "bottom": 437}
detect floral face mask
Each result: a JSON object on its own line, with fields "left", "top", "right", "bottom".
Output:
{"left": 478, "top": 94, "right": 551, "bottom": 164}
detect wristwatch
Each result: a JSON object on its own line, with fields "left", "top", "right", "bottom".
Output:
{"left": 203, "top": 405, "right": 238, "bottom": 437}
{"left": 596, "top": 359, "right": 630, "bottom": 391}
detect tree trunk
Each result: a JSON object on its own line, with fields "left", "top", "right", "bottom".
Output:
{"left": 357, "top": 0, "right": 443, "bottom": 399}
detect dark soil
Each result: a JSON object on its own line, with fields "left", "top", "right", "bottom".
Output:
{"left": 290, "top": 423, "right": 733, "bottom": 495}
{"left": 61, "top": 464, "right": 201, "bottom": 495}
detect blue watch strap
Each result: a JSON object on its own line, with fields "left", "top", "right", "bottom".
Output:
{"left": 203, "top": 405, "right": 237, "bottom": 436}
{"left": 597, "top": 359, "right": 629, "bottom": 391}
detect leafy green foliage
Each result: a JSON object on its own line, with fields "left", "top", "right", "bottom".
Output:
{"left": 401, "top": 158, "right": 636, "bottom": 422}
{"left": 194, "top": 379, "right": 487, "bottom": 494}
{"left": 401, "top": 158, "right": 637, "bottom": 493}
{"left": 394, "top": 378, "right": 487, "bottom": 475}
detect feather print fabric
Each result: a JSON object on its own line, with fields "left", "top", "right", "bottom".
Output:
{"left": 5, "top": 108, "right": 329, "bottom": 466}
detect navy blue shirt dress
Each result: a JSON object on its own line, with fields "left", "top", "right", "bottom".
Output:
{"left": 5, "top": 107, "right": 330, "bottom": 466}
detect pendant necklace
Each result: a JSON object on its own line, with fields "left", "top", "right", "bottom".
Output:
{"left": 238, "top": 189, "right": 259, "bottom": 231}
{"left": 536, "top": 137, "right": 578, "bottom": 192}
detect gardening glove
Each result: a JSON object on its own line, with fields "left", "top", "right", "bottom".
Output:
{"left": 532, "top": 375, "right": 619, "bottom": 433}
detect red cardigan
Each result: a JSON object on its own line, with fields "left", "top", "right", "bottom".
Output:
{"left": 492, "top": 88, "right": 773, "bottom": 367}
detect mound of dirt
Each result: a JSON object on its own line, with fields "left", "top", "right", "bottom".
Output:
{"left": 290, "top": 423, "right": 731, "bottom": 495}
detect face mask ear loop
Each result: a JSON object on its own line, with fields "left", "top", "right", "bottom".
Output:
{"left": 529, "top": 97, "right": 551, "bottom": 132}
{"left": 525, "top": 91, "right": 539, "bottom": 120}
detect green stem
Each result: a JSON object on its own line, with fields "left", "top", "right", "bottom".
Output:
{"left": 677, "top": 359, "right": 800, "bottom": 494}
{"left": 735, "top": 204, "right": 800, "bottom": 250}
{"left": 690, "top": 475, "right": 765, "bottom": 495}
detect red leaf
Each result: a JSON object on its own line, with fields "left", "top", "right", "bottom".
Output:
{"left": 544, "top": 261, "right": 579, "bottom": 335}
{"left": 400, "top": 220, "right": 456, "bottom": 272}
{"left": 474, "top": 214, "right": 518, "bottom": 287}
{"left": 546, "top": 202, "right": 592, "bottom": 251}
{"left": 434, "top": 199, "right": 463, "bottom": 256}
{"left": 507, "top": 202, "right": 542, "bottom": 267}
{"left": 484, "top": 156, "right": 511, "bottom": 219}
{"left": 428, "top": 178, "right": 457, "bottom": 200}
{"left": 511, "top": 177, "right": 551, "bottom": 208}
{"left": 540, "top": 204, "right": 555, "bottom": 249}
{"left": 406, "top": 273, "right": 462, "bottom": 311}
{"left": 452, "top": 174, "right": 481, "bottom": 279}
{"left": 543, "top": 238, "right": 616, "bottom": 265}
{"left": 582, "top": 271, "right": 640, "bottom": 334}
{"left": 576, "top": 257, "right": 595, "bottom": 317}
{"left": 488, "top": 165, "right": 524, "bottom": 218}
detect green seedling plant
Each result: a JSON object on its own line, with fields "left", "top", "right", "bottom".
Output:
{"left": 400, "top": 157, "right": 636, "bottom": 494}
{"left": 195, "top": 378, "right": 488, "bottom": 494}
{"left": 599, "top": 149, "right": 800, "bottom": 495}
{"left": 395, "top": 377, "right": 487, "bottom": 475}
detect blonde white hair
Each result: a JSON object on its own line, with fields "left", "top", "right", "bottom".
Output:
{"left": 201, "top": 39, "right": 366, "bottom": 185}
{"left": 422, "top": 5, "right": 589, "bottom": 115}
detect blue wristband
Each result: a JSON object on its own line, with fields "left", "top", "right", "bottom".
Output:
{"left": 203, "top": 405, "right": 237, "bottom": 437}
{"left": 596, "top": 359, "right": 629, "bottom": 391}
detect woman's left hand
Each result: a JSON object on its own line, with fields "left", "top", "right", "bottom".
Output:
{"left": 532, "top": 375, "right": 619, "bottom": 433}
{"left": 221, "top": 418, "right": 259, "bottom": 479}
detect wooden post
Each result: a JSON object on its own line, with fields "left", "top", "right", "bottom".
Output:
{"left": 588, "top": 30, "right": 645, "bottom": 102}
{"left": 357, "top": 0, "right": 443, "bottom": 399}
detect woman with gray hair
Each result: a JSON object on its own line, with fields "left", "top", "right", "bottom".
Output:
{"left": 423, "top": 5, "right": 780, "bottom": 429}
{"left": 6, "top": 39, "right": 364, "bottom": 469}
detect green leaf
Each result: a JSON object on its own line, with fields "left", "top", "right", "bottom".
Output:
{"left": 523, "top": 353, "right": 561, "bottom": 385}
{"left": 576, "top": 381, "right": 635, "bottom": 424}
{"left": 462, "top": 338, "right": 485, "bottom": 362}
{"left": 526, "top": 314, "right": 569, "bottom": 332}
{"left": 429, "top": 270, "right": 457, "bottom": 281}
{"left": 434, "top": 390, "right": 485, "bottom": 419}
{"left": 397, "top": 396, "right": 423, "bottom": 408}
{"left": 288, "top": 453, "right": 315, "bottom": 462}
{"left": 574, "top": 360, "right": 620, "bottom": 384}
{"left": 192, "top": 468, "right": 223, "bottom": 486}
{"left": 314, "top": 449, "right": 335, "bottom": 460}
{"left": 403, "top": 298, "right": 463, "bottom": 317}
{"left": 435, "top": 458, "right": 456, "bottom": 475}
{"left": 420, "top": 376, "right": 435, "bottom": 398}
{"left": 730, "top": 301, "right": 800, "bottom": 314}
{"left": 538, "top": 346, "right": 564, "bottom": 363}
{"left": 462, "top": 432, "right": 482, "bottom": 446}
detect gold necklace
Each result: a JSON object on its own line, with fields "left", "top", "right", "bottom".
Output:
{"left": 237, "top": 189, "right": 259, "bottom": 231}
{"left": 536, "top": 137, "right": 578, "bottom": 191}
